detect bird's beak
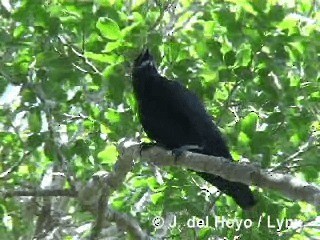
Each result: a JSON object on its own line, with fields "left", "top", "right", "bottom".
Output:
{"left": 134, "top": 48, "right": 156, "bottom": 68}
{"left": 142, "top": 48, "right": 152, "bottom": 60}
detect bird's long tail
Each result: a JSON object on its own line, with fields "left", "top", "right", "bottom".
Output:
{"left": 198, "top": 172, "right": 256, "bottom": 209}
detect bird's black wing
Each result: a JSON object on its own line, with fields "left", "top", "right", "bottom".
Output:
{"left": 140, "top": 74, "right": 232, "bottom": 158}
{"left": 138, "top": 75, "right": 205, "bottom": 146}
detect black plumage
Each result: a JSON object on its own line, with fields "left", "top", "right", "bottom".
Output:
{"left": 132, "top": 49, "right": 256, "bottom": 209}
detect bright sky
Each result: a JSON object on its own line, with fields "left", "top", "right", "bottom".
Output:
{"left": 0, "top": 84, "right": 21, "bottom": 105}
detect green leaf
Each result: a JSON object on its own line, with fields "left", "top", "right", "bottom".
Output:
{"left": 97, "top": 145, "right": 118, "bottom": 164}
{"left": 44, "top": 140, "right": 55, "bottom": 160}
{"left": 105, "top": 109, "right": 120, "bottom": 123}
{"left": 0, "top": 78, "right": 7, "bottom": 95}
{"left": 218, "top": 68, "right": 233, "bottom": 82}
{"left": 267, "top": 112, "right": 284, "bottom": 124}
{"left": 236, "top": 44, "right": 252, "bottom": 66}
{"left": 238, "top": 131, "right": 251, "bottom": 146}
{"left": 85, "top": 52, "right": 117, "bottom": 63}
{"left": 28, "top": 110, "right": 42, "bottom": 133}
{"left": 104, "top": 41, "right": 122, "bottom": 52}
{"left": 241, "top": 112, "right": 258, "bottom": 137}
{"left": 26, "top": 134, "right": 43, "bottom": 149}
{"left": 72, "top": 139, "right": 90, "bottom": 160}
{"left": 18, "top": 165, "right": 30, "bottom": 176}
{"left": 151, "top": 192, "right": 163, "bottom": 204}
{"left": 224, "top": 50, "right": 236, "bottom": 66}
{"left": 96, "top": 17, "right": 122, "bottom": 40}
{"left": 165, "top": 40, "right": 181, "bottom": 62}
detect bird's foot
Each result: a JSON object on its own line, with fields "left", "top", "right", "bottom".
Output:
{"left": 172, "top": 145, "right": 203, "bottom": 163}
{"left": 139, "top": 142, "right": 158, "bottom": 156}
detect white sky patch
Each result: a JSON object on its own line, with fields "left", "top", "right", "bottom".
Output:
{"left": 0, "top": 84, "right": 21, "bottom": 105}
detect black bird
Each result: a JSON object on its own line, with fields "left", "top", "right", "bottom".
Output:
{"left": 132, "top": 49, "right": 256, "bottom": 209}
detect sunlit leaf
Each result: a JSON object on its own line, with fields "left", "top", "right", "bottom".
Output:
{"left": 97, "top": 145, "right": 118, "bottom": 164}
{"left": 96, "top": 17, "right": 122, "bottom": 40}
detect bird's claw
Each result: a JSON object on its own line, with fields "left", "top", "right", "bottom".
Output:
{"left": 172, "top": 145, "right": 203, "bottom": 163}
{"left": 139, "top": 142, "right": 157, "bottom": 156}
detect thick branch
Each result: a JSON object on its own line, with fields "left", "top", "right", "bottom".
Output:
{"left": 106, "top": 208, "right": 149, "bottom": 240}
{"left": 119, "top": 140, "right": 320, "bottom": 207}
{"left": 2, "top": 189, "right": 77, "bottom": 198}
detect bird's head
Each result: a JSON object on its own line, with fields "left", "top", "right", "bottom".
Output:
{"left": 133, "top": 49, "right": 157, "bottom": 72}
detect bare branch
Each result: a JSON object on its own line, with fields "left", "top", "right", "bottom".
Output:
{"left": 2, "top": 189, "right": 77, "bottom": 198}
{"left": 78, "top": 170, "right": 149, "bottom": 239}
{"left": 106, "top": 208, "right": 149, "bottom": 240}
{"left": 272, "top": 136, "right": 317, "bottom": 172}
{"left": 118, "top": 140, "right": 320, "bottom": 207}
{"left": 56, "top": 35, "right": 102, "bottom": 76}
{"left": 0, "top": 151, "right": 32, "bottom": 180}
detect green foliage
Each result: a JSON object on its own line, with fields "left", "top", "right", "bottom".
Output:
{"left": 96, "top": 17, "right": 122, "bottom": 40}
{"left": 0, "top": 0, "right": 319, "bottom": 239}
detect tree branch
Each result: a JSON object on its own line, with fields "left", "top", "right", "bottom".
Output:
{"left": 118, "top": 140, "right": 320, "bottom": 207}
{"left": 78, "top": 167, "right": 149, "bottom": 239}
{"left": 2, "top": 189, "right": 77, "bottom": 198}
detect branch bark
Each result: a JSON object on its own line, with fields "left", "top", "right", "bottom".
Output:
{"left": 118, "top": 140, "right": 320, "bottom": 207}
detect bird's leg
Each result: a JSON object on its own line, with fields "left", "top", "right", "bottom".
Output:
{"left": 139, "top": 142, "right": 169, "bottom": 156}
{"left": 172, "top": 145, "right": 204, "bottom": 163}
{"left": 139, "top": 142, "right": 157, "bottom": 156}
